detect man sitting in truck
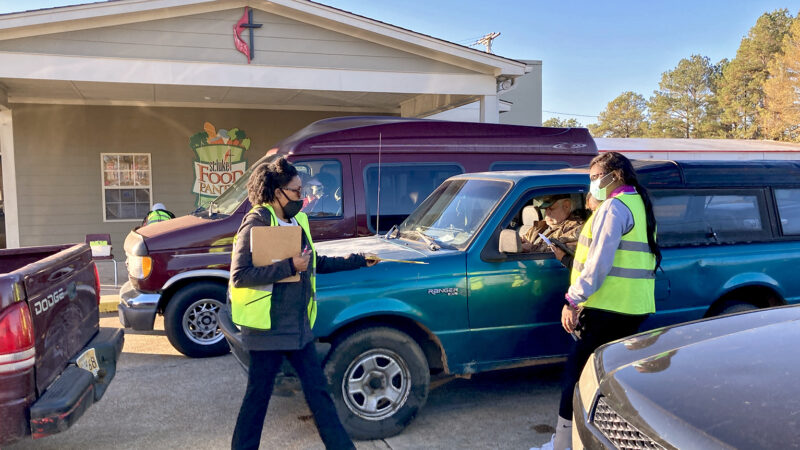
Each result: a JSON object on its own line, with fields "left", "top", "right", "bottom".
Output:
{"left": 521, "top": 194, "right": 586, "bottom": 253}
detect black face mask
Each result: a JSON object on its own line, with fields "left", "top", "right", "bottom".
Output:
{"left": 280, "top": 189, "right": 304, "bottom": 219}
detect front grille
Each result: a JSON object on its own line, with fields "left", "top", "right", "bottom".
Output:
{"left": 593, "top": 396, "right": 664, "bottom": 450}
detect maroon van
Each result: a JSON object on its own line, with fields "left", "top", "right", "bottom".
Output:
{"left": 118, "top": 116, "right": 597, "bottom": 357}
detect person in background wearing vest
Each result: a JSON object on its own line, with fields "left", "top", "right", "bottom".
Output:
{"left": 531, "top": 152, "right": 662, "bottom": 450}
{"left": 142, "top": 202, "right": 175, "bottom": 226}
{"left": 229, "top": 157, "right": 377, "bottom": 450}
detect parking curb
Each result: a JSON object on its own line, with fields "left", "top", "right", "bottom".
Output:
{"left": 100, "top": 294, "right": 118, "bottom": 313}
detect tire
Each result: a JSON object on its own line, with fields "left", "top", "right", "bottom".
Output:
{"left": 164, "top": 282, "right": 230, "bottom": 358}
{"left": 716, "top": 300, "right": 758, "bottom": 316}
{"left": 324, "top": 327, "right": 429, "bottom": 440}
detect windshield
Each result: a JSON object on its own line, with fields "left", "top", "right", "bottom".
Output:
{"left": 397, "top": 178, "right": 510, "bottom": 250}
{"left": 210, "top": 161, "right": 261, "bottom": 215}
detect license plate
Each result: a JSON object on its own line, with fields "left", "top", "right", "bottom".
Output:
{"left": 77, "top": 348, "right": 99, "bottom": 378}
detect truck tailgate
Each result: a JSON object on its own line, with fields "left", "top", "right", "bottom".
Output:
{"left": 22, "top": 245, "right": 99, "bottom": 394}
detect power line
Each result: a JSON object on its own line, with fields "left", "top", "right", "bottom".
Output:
{"left": 543, "top": 110, "right": 599, "bottom": 118}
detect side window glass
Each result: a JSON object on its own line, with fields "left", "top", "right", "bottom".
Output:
{"left": 776, "top": 188, "right": 800, "bottom": 235}
{"left": 651, "top": 190, "right": 768, "bottom": 246}
{"left": 293, "top": 160, "right": 343, "bottom": 218}
{"left": 503, "top": 191, "right": 588, "bottom": 257}
{"left": 490, "top": 161, "right": 570, "bottom": 171}
{"left": 365, "top": 164, "right": 462, "bottom": 233}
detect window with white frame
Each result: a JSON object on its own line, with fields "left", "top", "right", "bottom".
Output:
{"left": 102, "top": 153, "right": 152, "bottom": 221}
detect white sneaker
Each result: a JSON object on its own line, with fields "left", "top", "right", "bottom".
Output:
{"left": 529, "top": 433, "right": 555, "bottom": 450}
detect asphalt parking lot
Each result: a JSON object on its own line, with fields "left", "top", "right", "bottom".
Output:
{"left": 9, "top": 313, "right": 564, "bottom": 450}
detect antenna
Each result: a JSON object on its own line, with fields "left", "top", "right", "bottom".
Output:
{"left": 473, "top": 32, "right": 501, "bottom": 53}
{"left": 376, "top": 133, "right": 382, "bottom": 235}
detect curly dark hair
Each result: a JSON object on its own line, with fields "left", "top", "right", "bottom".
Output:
{"left": 590, "top": 151, "right": 662, "bottom": 272}
{"left": 247, "top": 157, "right": 299, "bottom": 206}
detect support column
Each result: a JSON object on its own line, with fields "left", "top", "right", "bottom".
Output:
{"left": 479, "top": 94, "right": 499, "bottom": 123}
{"left": 0, "top": 108, "right": 20, "bottom": 248}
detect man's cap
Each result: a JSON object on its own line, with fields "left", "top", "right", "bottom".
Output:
{"left": 534, "top": 194, "right": 570, "bottom": 209}
{"left": 152, "top": 202, "right": 166, "bottom": 211}
{"left": 305, "top": 177, "right": 322, "bottom": 186}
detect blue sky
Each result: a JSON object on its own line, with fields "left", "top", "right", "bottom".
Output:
{"left": 2, "top": 0, "right": 800, "bottom": 125}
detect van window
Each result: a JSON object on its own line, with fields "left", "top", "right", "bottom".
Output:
{"left": 651, "top": 190, "right": 769, "bottom": 246}
{"left": 490, "top": 161, "right": 570, "bottom": 171}
{"left": 294, "top": 160, "right": 343, "bottom": 218}
{"left": 776, "top": 188, "right": 800, "bottom": 235}
{"left": 365, "top": 163, "right": 463, "bottom": 233}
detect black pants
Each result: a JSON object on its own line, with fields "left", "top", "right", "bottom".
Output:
{"left": 232, "top": 342, "right": 355, "bottom": 450}
{"left": 558, "top": 308, "right": 648, "bottom": 420}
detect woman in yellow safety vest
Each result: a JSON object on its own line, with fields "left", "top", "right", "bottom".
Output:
{"left": 230, "top": 157, "right": 377, "bottom": 450}
{"left": 532, "top": 152, "right": 662, "bottom": 450}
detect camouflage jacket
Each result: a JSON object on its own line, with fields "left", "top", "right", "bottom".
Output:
{"left": 524, "top": 211, "right": 586, "bottom": 253}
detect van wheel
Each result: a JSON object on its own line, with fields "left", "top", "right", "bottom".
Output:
{"left": 164, "top": 282, "right": 229, "bottom": 358}
{"left": 717, "top": 300, "right": 758, "bottom": 316}
{"left": 324, "top": 327, "right": 429, "bottom": 440}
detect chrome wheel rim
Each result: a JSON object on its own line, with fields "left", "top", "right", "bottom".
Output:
{"left": 342, "top": 349, "right": 411, "bottom": 421}
{"left": 182, "top": 298, "right": 225, "bottom": 345}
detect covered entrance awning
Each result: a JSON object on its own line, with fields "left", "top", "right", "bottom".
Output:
{"left": 0, "top": 0, "right": 531, "bottom": 248}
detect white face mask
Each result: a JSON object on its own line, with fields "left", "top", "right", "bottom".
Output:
{"left": 589, "top": 173, "right": 615, "bottom": 202}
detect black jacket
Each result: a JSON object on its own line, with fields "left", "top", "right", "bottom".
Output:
{"left": 230, "top": 207, "right": 366, "bottom": 351}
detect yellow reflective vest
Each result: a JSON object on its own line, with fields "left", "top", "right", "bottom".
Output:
{"left": 229, "top": 205, "right": 317, "bottom": 330}
{"left": 570, "top": 193, "right": 656, "bottom": 315}
{"left": 145, "top": 210, "right": 172, "bottom": 225}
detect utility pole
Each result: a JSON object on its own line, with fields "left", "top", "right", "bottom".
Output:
{"left": 474, "top": 32, "right": 501, "bottom": 53}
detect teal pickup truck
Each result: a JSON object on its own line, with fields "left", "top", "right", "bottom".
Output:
{"left": 220, "top": 160, "right": 800, "bottom": 440}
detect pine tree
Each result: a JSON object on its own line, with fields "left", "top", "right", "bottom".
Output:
{"left": 589, "top": 92, "right": 648, "bottom": 138}
{"left": 763, "top": 17, "right": 800, "bottom": 141}
{"left": 717, "top": 10, "right": 793, "bottom": 138}
{"left": 542, "top": 117, "right": 583, "bottom": 128}
{"left": 647, "top": 55, "right": 722, "bottom": 138}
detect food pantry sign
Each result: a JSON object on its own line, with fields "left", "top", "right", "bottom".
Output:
{"left": 190, "top": 122, "right": 250, "bottom": 207}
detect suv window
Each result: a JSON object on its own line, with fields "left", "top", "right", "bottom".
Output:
{"left": 365, "top": 163, "right": 463, "bottom": 233}
{"left": 776, "top": 188, "right": 800, "bottom": 235}
{"left": 651, "top": 190, "right": 769, "bottom": 246}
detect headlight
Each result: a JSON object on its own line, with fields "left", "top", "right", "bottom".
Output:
{"left": 577, "top": 352, "right": 600, "bottom": 413}
{"left": 127, "top": 255, "right": 153, "bottom": 279}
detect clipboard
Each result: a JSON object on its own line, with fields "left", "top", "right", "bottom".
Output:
{"left": 251, "top": 226, "right": 302, "bottom": 283}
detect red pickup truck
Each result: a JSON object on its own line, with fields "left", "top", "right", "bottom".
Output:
{"left": 0, "top": 243, "right": 124, "bottom": 446}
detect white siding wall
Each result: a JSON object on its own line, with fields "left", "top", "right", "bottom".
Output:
{"left": 11, "top": 103, "right": 370, "bottom": 248}
{"left": 0, "top": 9, "right": 473, "bottom": 75}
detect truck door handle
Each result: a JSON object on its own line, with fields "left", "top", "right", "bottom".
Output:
{"left": 48, "top": 267, "right": 74, "bottom": 282}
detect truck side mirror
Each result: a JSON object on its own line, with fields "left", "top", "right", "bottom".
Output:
{"left": 499, "top": 229, "right": 521, "bottom": 254}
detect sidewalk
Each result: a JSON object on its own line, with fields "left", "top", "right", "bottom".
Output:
{"left": 97, "top": 260, "right": 123, "bottom": 313}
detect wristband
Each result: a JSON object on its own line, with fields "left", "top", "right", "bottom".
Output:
{"left": 564, "top": 294, "right": 579, "bottom": 310}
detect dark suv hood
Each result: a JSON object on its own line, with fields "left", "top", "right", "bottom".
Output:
{"left": 136, "top": 213, "right": 237, "bottom": 252}
{"left": 597, "top": 305, "right": 800, "bottom": 449}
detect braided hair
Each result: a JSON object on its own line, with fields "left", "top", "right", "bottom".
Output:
{"left": 247, "top": 157, "right": 298, "bottom": 206}
{"left": 590, "top": 152, "right": 662, "bottom": 272}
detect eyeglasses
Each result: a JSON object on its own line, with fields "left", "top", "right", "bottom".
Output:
{"left": 589, "top": 172, "right": 607, "bottom": 181}
{"left": 282, "top": 187, "right": 303, "bottom": 197}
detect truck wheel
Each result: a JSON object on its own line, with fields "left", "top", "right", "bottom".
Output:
{"left": 324, "top": 327, "right": 429, "bottom": 440}
{"left": 717, "top": 300, "right": 758, "bottom": 316}
{"left": 164, "top": 282, "right": 229, "bottom": 358}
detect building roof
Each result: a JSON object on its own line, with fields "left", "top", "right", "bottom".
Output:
{"left": 0, "top": 0, "right": 529, "bottom": 77}
{"left": 596, "top": 138, "right": 800, "bottom": 153}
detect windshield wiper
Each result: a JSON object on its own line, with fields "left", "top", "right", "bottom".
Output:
{"left": 402, "top": 229, "right": 440, "bottom": 251}
{"left": 384, "top": 224, "right": 400, "bottom": 239}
